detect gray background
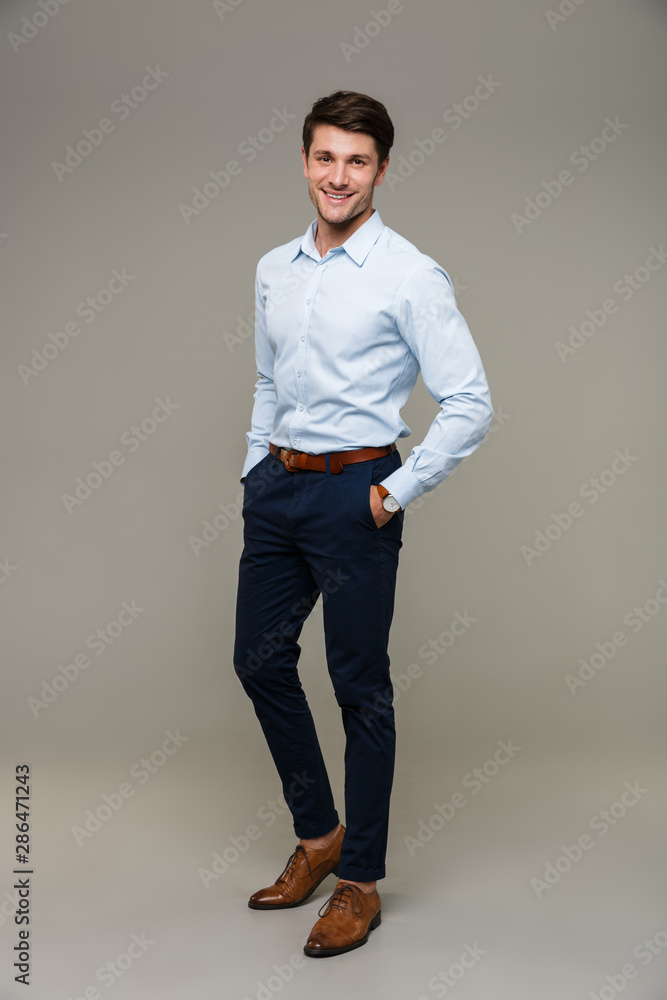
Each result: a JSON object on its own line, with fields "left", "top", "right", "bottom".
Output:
{"left": 1, "top": 0, "right": 666, "bottom": 997}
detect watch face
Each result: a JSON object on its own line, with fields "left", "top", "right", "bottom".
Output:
{"left": 382, "top": 495, "right": 401, "bottom": 512}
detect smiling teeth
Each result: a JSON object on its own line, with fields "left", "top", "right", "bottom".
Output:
{"left": 326, "top": 193, "right": 349, "bottom": 199}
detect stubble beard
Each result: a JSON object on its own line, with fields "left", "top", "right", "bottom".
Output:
{"left": 308, "top": 179, "right": 373, "bottom": 228}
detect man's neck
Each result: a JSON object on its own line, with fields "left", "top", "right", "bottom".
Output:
{"left": 314, "top": 207, "right": 374, "bottom": 258}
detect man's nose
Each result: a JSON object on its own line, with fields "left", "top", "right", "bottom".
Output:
{"left": 328, "top": 164, "right": 350, "bottom": 187}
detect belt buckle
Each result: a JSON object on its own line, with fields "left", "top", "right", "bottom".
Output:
{"left": 284, "top": 449, "right": 301, "bottom": 472}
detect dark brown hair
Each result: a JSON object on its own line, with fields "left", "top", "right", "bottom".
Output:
{"left": 302, "top": 90, "right": 394, "bottom": 170}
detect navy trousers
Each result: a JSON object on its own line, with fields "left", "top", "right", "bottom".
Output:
{"left": 233, "top": 444, "right": 405, "bottom": 881}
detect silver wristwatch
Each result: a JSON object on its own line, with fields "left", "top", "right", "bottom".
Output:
{"left": 376, "top": 484, "right": 401, "bottom": 512}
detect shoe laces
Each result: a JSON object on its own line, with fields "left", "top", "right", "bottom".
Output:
{"left": 317, "top": 882, "right": 366, "bottom": 919}
{"left": 276, "top": 844, "right": 313, "bottom": 885}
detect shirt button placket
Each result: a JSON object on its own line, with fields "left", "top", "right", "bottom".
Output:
{"left": 294, "top": 270, "right": 320, "bottom": 445}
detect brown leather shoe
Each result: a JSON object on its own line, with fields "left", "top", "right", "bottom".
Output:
{"left": 247, "top": 824, "right": 345, "bottom": 909}
{"left": 303, "top": 880, "right": 381, "bottom": 957}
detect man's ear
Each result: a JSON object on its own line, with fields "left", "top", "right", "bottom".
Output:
{"left": 375, "top": 155, "right": 390, "bottom": 186}
{"left": 301, "top": 145, "right": 309, "bottom": 177}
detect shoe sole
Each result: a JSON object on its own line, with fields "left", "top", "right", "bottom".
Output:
{"left": 247, "top": 865, "right": 340, "bottom": 910}
{"left": 303, "top": 910, "right": 381, "bottom": 957}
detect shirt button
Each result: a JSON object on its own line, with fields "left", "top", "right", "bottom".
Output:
{"left": 306, "top": 299, "right": 312, "bottom": 305}
{"left": 299, "top": 405, "right": 304, "bottom": 411}
{"left": 300, "top": 336, "right": 305, "bottom": 341}
{"left": 296, "top": 371, "right": 301, "bottom": 377}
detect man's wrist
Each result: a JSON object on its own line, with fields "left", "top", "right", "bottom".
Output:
{"left": 376, "top": 483, "right": 401, "bottom": 512}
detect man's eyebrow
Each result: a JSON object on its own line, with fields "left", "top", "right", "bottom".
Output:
{"left": 311, "top": 148, "right": 372, "bottom": 160}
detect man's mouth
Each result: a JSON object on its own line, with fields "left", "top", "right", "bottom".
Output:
{"left": 322, "top": 190, "right": 353, "bottom": 203}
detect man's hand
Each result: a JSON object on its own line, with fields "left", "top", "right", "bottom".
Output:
{"left": 369, "top": 486, "right": 397, "bottom": 529}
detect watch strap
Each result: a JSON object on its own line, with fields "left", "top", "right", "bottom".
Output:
{"left": 376, "top": 483, "right": 401, "bottom": 511}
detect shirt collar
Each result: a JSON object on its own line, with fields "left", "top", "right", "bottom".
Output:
{"left": 291, "top": 208, "right": 385, "bottom": 266}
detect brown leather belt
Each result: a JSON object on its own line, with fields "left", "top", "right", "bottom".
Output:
{"left": 269, "top": 441, "right": 396, "bottom": 474}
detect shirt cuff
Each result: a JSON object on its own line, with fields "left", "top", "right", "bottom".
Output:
{"left": 379, "top": 467, "right": 426, "bottom": 510}
{"left": 240, "top": 447, "right": 270, "bottom": 484}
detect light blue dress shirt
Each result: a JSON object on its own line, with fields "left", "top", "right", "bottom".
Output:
{"left": 240, "top": 208, "right": 493, "bottom": 510}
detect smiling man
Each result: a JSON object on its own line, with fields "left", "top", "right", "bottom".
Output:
{"left": 233, "top": 90, "right": 493, "bottom": 958}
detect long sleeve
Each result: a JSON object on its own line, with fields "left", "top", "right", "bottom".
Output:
{"left": 379, "top": 262, "right": 494, "bottom": 509}
{"left": 240, "top": 264, "right": 279, "bottom": 483}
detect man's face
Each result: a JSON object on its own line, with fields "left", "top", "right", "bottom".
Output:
{"left": 301, "top": 124, "right": 389, "bottom": 226}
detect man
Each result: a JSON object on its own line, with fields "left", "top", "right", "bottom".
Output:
{"left": 233, "top": 90, "right": 493, "bottom": 958}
